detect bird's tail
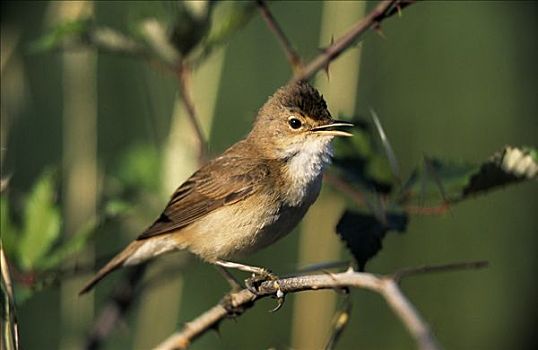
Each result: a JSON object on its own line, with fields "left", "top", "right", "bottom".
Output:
{"left": 79, "top": 240, "right": 145, "bottom": 295}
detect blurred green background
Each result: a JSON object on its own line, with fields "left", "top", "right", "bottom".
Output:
{"left": 1, "top": 1, "right": 536, "bottom": 350}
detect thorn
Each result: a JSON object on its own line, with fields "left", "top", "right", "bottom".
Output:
{"left": 316, "top": 35, "right": 335, "bottom": 81}
{"left": 373, "top": 23, "right": 386, "bottom": 39}
{"left": 323, "top": 62, "right": 331, "bottom": 81}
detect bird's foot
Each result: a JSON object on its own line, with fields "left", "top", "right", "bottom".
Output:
{"left": 245, "top": 271, "right": 286, "bottom": 312}
{"left": 245, "top": 268, "right": 277, "bottom": 295}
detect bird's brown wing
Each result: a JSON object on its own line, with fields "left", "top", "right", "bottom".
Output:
{"left": 137, "top": 156, "right": 272, "bottom": 240}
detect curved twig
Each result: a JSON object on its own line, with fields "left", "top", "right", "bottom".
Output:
{"left": 154, "top": 261, "right": 487, "bottom": 350}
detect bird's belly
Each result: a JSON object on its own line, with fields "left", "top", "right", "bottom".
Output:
{"left": 185, "top": 177, "right": 322, "bottom": 261}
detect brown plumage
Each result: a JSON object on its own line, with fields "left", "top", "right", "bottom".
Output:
{"left": 80, "top": 81, "right": 352, "bottom": 294}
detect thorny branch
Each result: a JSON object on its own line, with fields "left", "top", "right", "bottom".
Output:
{"left": 291, "top": 0, "right": 416, "bottom": 83}
{"left": 154, "top": 261, "right": 487, "bottom": 350}
{"left": 86, "top": 1, "right": 459, "bottom": 349}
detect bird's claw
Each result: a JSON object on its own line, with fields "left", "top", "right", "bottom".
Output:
{"left": 245, "top": 269, "right": 278, "bottom": 295}
{"left": 269, "top": 284, "right": 285, "bottom": 312}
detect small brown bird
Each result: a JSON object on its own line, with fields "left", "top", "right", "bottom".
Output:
{"left": 80, "top": 81, "right": 352, "bottom": 294}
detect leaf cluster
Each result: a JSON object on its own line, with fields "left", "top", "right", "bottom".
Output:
{"left": 332, "top": 116, "right": 537, "bottom": 269}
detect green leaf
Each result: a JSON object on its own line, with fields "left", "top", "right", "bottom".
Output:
{"left": 115, "top": 144, "right": 161, "bottom": 192}
{"left": 104, "top": 200, "right": 133, "bottom": 217}
{"left": 29, "top": 18, "right": 92, "bottom": 53}
{"left": 336, "top": 210, "right": 408, "bottom": 270}
{"left": 38, "top": 217, "right": 97, "bottom": 271}
{"left": 18, "top": 171, "right": 62, "bottom": 271}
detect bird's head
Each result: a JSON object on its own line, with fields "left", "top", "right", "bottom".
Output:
{"left": 249, "top": 81, "right": 353, "bottom": 160}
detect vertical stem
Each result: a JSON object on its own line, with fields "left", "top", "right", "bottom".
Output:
{"left": 57, "top": 1, "right": 98, "bottom": 349}
{"left": 291, "top": 1, "right": 365, "bottom": 349}
{"left": 133, "top": 47, "right": 227, "bottom": 349}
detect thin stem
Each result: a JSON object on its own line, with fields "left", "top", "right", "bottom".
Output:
{"left": 256, "top": 0, "right": 303, "bottom": 73}
{"left": 393, "top": 260, "right": 489, "bottom": 282}
{"left": 154, "top": 260, "right": 485, "bottom": 350}
{"left": 291, "top": 0, "right": 415, "bottom": 83}
{"left": 176, "top": 63, "right": 207, "bottom": 162}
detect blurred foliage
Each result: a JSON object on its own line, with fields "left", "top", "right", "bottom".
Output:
{"left": 30, "top": 1, "right": 257, "bottom": 68}
{"left": 0, "top": 142, "right": 163, "bottom": 301}
{"left": 1, "top": 171, "right": 95, "bottom": 285}
{"left": 2, "top": 170, "right": 62, "bottom": 271}
{"left": 113, "top": 143, "right": 162, "bottom": 193}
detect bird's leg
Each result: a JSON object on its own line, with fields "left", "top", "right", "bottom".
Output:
{"left": 214, "top": 260, "right": 286, "bottom": 311}
{"left": 214, "top": 260, "right": 271, "bottom": 275}
{"left": 214, "top": 260, "right": 278, "bottom": 294}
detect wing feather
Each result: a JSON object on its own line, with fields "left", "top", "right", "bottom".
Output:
{"left": 137, "top": 156, "right": 272, "bottom": 239}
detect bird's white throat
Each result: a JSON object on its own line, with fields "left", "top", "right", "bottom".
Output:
{"left": 282, "top": 137, "right": 333, "bottom": 206}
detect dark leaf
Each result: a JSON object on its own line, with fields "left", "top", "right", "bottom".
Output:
{"left": 336, "top": 210, "right": 408, "bottom": 271}
{"left": 463, "top": 146, "right": 537, "bottom": 197}
{"left": 400, "top": 146, "right": 537, "bottom": 205}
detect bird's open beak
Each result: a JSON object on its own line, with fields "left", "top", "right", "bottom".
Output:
{"left": 310, "top": 120, "right": 354, "bottom": 137}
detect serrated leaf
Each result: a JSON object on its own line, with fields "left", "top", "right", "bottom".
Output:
{"left": 336, "top": 210, "right": 408, "bottom": 271}
{"left": 18, "top": 171, "right": 61, "bottom": 271}
{"left": 463, "top": 146, "right": 537, "bottom": 196}
{"left": 401, "top": 146, "right": 537, "bottom": 205}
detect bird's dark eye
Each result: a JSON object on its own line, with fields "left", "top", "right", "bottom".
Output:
{"left": 288, "top": 117, "right": 302, "bottom": 129}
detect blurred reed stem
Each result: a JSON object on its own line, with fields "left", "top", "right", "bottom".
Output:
{"left": 56, "top": 1, "right": 98, "bottom": 349}
{"left": 291, "top": 1, "right": 365, "bottom": 349}
{"left": 132, "top": 47, "right": 227, "bottom": 349}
